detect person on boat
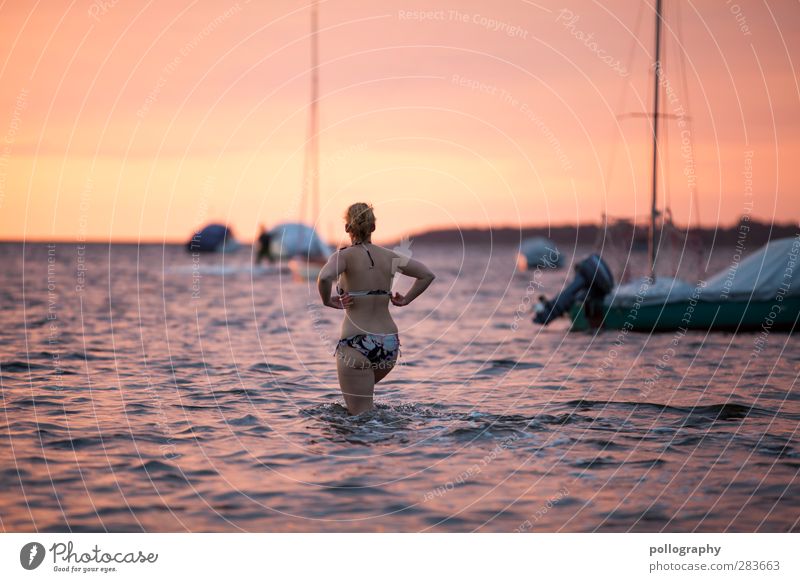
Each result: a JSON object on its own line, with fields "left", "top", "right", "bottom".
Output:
{"left": 317, "top": 202, "right": 435, "bottom": 415}
{"left": 255, "top": 224, "right": 273, "bottom": 264}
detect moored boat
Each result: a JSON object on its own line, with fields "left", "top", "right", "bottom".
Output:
{"left": 186, "top": 223, "right": 241, "bottom": 253}
{"left": 517, "top": 237, "right": 563, "bottom": 271}
{"left": 535, "top": 237, "right": 800, "bottom": 332}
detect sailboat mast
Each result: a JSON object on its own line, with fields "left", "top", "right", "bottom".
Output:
{"left": 309, "top": 1, "right": 320, "bottom": 225}
{"left": 648, "top": 0, "right": 663, "bottom": 280}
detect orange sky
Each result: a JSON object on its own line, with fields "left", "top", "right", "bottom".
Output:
{"left": 0, "top": 0, "right": 798, "bottom": 244}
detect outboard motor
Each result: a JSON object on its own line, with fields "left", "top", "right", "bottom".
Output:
{"left": 533, "top": 254, "right": 614, "bottom": 325}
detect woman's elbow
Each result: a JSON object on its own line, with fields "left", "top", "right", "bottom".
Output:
{"left": 317, "top": 269, "right": 336, "bottom": 284}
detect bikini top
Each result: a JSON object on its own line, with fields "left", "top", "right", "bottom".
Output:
{"left": 336, "top": 242, "right": 391, "bottom": 297}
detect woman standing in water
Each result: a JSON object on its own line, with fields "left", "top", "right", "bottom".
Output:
{"left": 318, "top": 203, "right": 436, "bottom": 415}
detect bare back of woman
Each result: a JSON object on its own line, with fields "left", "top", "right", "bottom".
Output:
{"left": 317, "top": 203, "right": 435, "bottom": 414}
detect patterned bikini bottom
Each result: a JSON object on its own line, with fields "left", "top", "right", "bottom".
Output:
{"left": 336, "top": 333, "right": 400, "bottom": 366}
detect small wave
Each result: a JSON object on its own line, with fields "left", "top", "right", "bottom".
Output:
{"left": 48, "top": 436, "right": 105, "bottom": 450}
{"left": 59, "top": 351, "right": 114, "bottom": 362}
{"left": 130, "top": 460, "right": 189, "bottom": 483}
{"left": 124, "top": 403, "right": 154, "bottom": 415}
{"left": 1, "top": 360, "right": 51, "bottom": 373}
{"left": 11, "top": 397, "right": 67, "bottom": 410}
{"left": 225, "top": 414, "right": 268, "bottom": 428}
{"left": 479, "top": 359, "right": 544, "bottom": 374}
{"left": 300, "top": 402, "right": 589, "bottom": 446}
{"left": 250, "top": 362, "right": 295, "bottom": 373}
{"left": 572, "top": 456, "right": 666, "bottom": 469}
{"left": 560, "top": 399, "right": 769, "bottom": 423}
{"left": 132, "top": 460, "right": 178, "bottom": 473}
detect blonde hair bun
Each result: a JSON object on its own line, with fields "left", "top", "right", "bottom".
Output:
{"left": 344, "top": 202, "right": 376, "bottom": 243}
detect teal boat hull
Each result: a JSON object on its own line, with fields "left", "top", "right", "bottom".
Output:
{"left": 569, "top": 296, "right": 800, "bottom": 332}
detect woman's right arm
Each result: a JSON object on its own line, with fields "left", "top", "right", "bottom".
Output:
{"left": 392, "top": 257, "right": 435, "bottom": 306}
{"left": 318, "top": 250, "right": 352, "bottom": 309}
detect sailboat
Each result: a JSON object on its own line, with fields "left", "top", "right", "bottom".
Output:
{"left": 533, "top": 0, "right": 800, "bottom": 333}
{"left": 286, "top": 0, "right": 331, "bottom": 281}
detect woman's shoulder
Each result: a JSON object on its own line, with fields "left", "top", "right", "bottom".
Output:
{"left": 370, "top": 243, "right": 398, "bottom": 255}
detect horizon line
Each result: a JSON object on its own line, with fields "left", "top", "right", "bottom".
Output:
{"left": 2, "top": 217, "right": 796, "bottom": 246}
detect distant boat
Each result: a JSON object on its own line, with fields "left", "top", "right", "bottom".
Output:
{"left": 517, "top": 237, "right": 563, "bottom": 271}
{"left": 186, "top": 223, "right": 241, "bottom": 253}
{"left": 287, "top": 0, "right": 330, "bottom": 282}
{"left": 269, "top": 222, "right": 330, "bottom": 259}
{"left": 269, "top": 222, "right": 331, "bottom": 280}
{"left": 534, "top": 238, "right": 800, "bottom": 332}
{"left": 533, "top": 0, "right": 799, "bottom": 333}
{"left": 571, "top": 238, "right": 799, "bottom": 331}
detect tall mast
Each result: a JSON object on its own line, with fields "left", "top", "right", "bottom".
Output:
{"left": 648, "top": 0, "right": 663, "bottom": 280}
{"left": 309, "top": 1, "right": 320, "bottom": 224}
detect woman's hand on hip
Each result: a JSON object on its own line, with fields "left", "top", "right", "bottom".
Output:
{"left": 391, "top": 292, "right": 408, "bottom": 306}
{"left": 326, "top": 292, "right": 353, "bottom": 309}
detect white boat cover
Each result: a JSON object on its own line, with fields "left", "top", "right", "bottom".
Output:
{"left": 269, "top": 222, "right": 331, "bottom": 259}
{"left": 702, "top": 236, "right": 800, "bottom": 302}
{"left": 518, "top": 237, "right": 563, "bottom": 269}
{"left": 605, "top": 276, "right": 695, "bottom": 307}
{"left": 606, "top": 237, "right": 800, "bottom": 307}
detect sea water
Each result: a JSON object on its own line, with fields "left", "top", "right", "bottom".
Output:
{"left": 0, "top": 241, "right": 797, "bottom": 531}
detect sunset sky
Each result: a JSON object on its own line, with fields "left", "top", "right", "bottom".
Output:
{"left": 0, "top": 0, "right": 798, "bottom": 244}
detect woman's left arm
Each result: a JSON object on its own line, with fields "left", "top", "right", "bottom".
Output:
{"left": 317, "top": 251, "right": 352, "bottom": 309}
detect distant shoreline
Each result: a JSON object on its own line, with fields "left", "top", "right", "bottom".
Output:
{"left": 2, "top": 219, "right": 797, "bottom": 248}
{"left": 393, "top": 219, "right": 799, "bottom": 248}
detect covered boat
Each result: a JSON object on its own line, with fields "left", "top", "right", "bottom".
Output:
{"left": 186, "top": 223, "right": 240, "bottom": 253}
{"left": 268, "top": 222, "right": 331, "bottom": 261}
{"left": 534, "top": 237, "right": 800, "bottom": 332}
{"left": 534, "top": 1, "right": 799, "bottom": 333}
{"left": 517, "top": 237, "right": 563, "bottom": 271}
